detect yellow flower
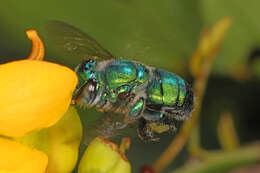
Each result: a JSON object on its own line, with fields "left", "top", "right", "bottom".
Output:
{"left": 0, "top": 30, "right": 78, "bottom": 137}
{"left": 0, "top": 137, "right": 48, "bottom": 173}
{"left": 16, "top": 106, "right": 82, "bottom": 173}
{"left": 78, "top": 137, "right": 131, "bottom": 173}
{"left": 0, "top": 30, "right": 80, "bottom": 173}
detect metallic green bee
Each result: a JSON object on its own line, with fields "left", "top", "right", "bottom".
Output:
{"left": 46, "top": 21, "right": 194, "bottom": 141}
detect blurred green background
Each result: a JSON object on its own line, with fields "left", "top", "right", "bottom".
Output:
{"left": 1, "top": 0, "right": 260, "bottom": 172}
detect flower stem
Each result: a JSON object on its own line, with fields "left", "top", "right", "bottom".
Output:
{"left": 170, "top": 145, "right": 260, "bottom": 173}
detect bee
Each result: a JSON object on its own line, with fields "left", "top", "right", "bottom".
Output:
{"left": 46, "top": 21, "right": 194, "bottom": 142}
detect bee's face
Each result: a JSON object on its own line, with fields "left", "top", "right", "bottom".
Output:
{"left": 72, "top": 59, "right": 98, "bottom": 106}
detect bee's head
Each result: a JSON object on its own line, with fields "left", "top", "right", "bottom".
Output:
{"left": 72, "top": 59, "right": 99, "bottom": 106}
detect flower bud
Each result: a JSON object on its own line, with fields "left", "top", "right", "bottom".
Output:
{"left": 78, "top": 137, "right": 131, "bottom": 173}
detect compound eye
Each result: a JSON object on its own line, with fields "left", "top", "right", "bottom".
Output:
{"left": 87, "top": 80, "right": 96, "bottom": 94}
{"left": 85, "top": 79, "right": 97, "bottom": 103}
{"left": 74, "top": 79, "right": 97, "bottom": 105}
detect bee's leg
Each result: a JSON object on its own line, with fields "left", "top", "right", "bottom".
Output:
{"left": 124, "top": 97, "right": 145, "bottom": 122}
{"left": 154, "top": 116, "right": 178, "bottom": 134}
{"left": 140, "top": 114, "right": 174, "bottom": 136}
{"left": 137, "top": 118, "right": 160, "bottom": 142}
{"left": 160, "top": 112, "right": 184, "bottom": 133}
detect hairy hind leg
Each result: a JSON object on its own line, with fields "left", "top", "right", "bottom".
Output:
{"left": 152, "top": 116, "right": 178, "bottom": 134}
{"left": 137, "top": 118, "right": 160, "bottom": 142}
{"left": 138, "top": 114, "right": 179, "bottom": 141}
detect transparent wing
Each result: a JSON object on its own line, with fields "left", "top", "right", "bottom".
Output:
{"left": 45, "top": 21, "right": 114, "bottom": 61}
{"left": 83, "top": 112, "right": 130, "bottom": 145}
{"left": 81, "top": 100, "right": 137, "bottom": 145}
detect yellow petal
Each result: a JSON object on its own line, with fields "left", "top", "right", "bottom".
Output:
{"left": 78, "top": 137, "right": 131, "bottom": 173}
{"left": 45, "top": 107, "right": 82, "bottom": 173}
{"left": 0, "top": 137, "right": 48, "bottom": 173}
{"left": 0, "top": 60, "right": 78, "bottom": 137}
{"left": 16, "top": 106, "right": 82, "bottom": 173}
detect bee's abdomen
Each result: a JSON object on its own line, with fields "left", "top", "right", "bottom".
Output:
{"left": 146, "top": 69, "right": 194, "bottom": 118}
{"left": 147, "top": 69, "right": 185, "bottom": 106}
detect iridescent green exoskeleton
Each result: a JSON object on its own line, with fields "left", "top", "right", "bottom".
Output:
{"left": 46, "top": 21, "right": 194, "bottom": 141}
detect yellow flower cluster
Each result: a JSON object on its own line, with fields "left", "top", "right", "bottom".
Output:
{"left": 0, "top": 30, "right": 131, "bottom": 173}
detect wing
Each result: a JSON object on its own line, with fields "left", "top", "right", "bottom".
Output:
{"left": 82, "top": 100, "right": 136, "bottom": 145}
{"left": 83, "top": 111, "right": 129, "bottom": 145}
{"left": 45, "top": 21, "right": 114, "bottom": 62}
